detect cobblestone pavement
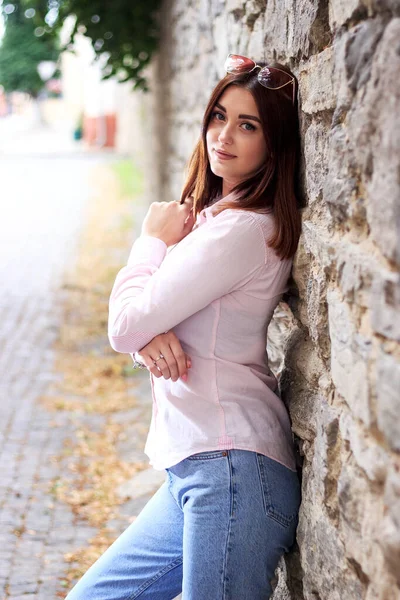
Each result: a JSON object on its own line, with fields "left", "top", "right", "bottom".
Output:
{"left": 0, "top": 145, "right": 171, "bottom": 599}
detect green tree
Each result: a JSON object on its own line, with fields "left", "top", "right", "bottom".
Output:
{"left": 22, "top": 0, "right": 162, "bottom": 91}
{"left": 0, "top": 0, "right": 60, "bottom": 97}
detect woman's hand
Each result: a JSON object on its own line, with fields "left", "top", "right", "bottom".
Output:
{"left": 135, "top": 331, "right": 192, "bottom": 382}
{"left": 141, "top": 196, "right": 195, "bottom": 247}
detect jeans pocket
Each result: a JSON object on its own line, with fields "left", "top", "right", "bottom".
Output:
{"left": 256, "top": 453, "right": 301, "bottom": 528}
{"left": 186, "top": 450, "right": 227, "bottom": 461}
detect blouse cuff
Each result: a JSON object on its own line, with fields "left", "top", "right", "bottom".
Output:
{"left": 127, "top": 235, "right": 168, "bottom": 268}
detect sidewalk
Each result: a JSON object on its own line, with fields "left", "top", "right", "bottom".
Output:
{"left": 0, "top": 127, "right": 176, "bottom": 598}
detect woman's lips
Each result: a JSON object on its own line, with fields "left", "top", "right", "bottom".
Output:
{"left": 214, "top": 149, "right": 236, "bottom": 160}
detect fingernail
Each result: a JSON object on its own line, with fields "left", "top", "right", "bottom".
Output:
{"left": 187, "top": 361, "right": 192, "bottom": 368}
{"left": 181, "top": 374, "right": 188, "bottom": 381}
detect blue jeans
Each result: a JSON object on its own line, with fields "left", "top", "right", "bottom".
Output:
{"left": 65, "top": 449, "right": 301, "bottom": 600}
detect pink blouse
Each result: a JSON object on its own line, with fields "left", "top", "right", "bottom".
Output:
{"left": 108, "top": 194, "right": 297, "bottom": 471}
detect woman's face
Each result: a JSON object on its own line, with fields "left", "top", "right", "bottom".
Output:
{"left": 206, "top": 85, "right": 268, "bottom": 195}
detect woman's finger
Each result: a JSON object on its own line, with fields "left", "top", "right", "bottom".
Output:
{"left": 168, "top": 337, "right": 189, "bottom": 379}
{"left": 150, "top": 356, "right": 171, "bottom": 380}
{"left": 154, "top": 343, "right": 179, "bottom": 381}
{"left": 148, "top": 363, "right": 163, "bottom": 378}
{"left": 137, "top": 352, "right": 163, "bottom": 378}
{"left": 182, "top": 209, "right": 195, "bottom": 237}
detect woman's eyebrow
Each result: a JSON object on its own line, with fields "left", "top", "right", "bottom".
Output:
{"left": 215, "top": 101, "right": 261, "bottom": 124}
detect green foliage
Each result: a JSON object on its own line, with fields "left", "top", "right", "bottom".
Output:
{"left": 112, "top": 159, "right": 144, "bottom": 198}
{"left": 0, "top": 0, "right": 60, "bottom": 97}
{"left": 22, "top": 0, "right": 162, "bottom": 91}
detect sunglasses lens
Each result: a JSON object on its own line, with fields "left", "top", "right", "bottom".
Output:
{"left": 258, "top": 67, "right": 292, "bottom": 89}
{"left": 225, "top": 54, "right": 256, "bottom": 74}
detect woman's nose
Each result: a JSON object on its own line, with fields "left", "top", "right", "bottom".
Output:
{"left": 218, "top": 123, "right": 233, "bottom": 145}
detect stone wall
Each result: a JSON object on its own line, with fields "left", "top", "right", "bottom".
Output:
{"left": 137, "top": 1, "right": 400, "bottom": 598}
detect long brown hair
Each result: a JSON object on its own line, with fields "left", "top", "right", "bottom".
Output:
{"left": 180, "top": 62, "right": 303, "bottom": 260}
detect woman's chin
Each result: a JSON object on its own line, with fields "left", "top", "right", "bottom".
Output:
{"left": 209, "top": 162, "right": 232, "bottom": 178}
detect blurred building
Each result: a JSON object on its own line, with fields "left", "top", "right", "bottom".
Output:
{"left": 60, "top": 18, "right": 139, "bottom": 154}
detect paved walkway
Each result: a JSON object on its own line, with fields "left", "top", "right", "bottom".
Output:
{"left": 0, "top": 125, "right": 172, "bottom": 599}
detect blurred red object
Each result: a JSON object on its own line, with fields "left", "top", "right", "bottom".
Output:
{"left": 46, "top": 79, "right": 62, "bottom": 94}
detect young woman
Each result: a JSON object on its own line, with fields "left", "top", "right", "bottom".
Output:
{"left": 66, "top": 54, "right": 303, "bottom": 600}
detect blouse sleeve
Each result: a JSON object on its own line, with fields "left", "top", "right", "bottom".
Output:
{"left": 108, "top": 210, "right": 267, "bottom": 354}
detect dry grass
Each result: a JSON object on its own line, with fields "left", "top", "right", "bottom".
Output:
{"left": 39, "top": 159, "right": 148, "bottom": 593}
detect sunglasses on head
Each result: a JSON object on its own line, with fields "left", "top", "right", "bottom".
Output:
{"left": 224, "top": 53, "right": 296, "bottom": 106}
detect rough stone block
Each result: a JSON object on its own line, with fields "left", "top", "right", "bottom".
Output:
{"left": 344, "top": 17, "right": 385, "bottom": 94}
{"left": 352, "top": 19, "right": 400, "bottom": 265}
{"left": 336, "top": 456, "right": 385, "bottom": 590}
{"left": 378, "top": 468, "right": 400, "bottom": 584}
{"left": 264, "top": 0, "right": 331, "bottom": 60}
{"left": 298, "top": 508, "right": 365, "bottom": 600}
{"left": 329, "top": 0, "right": 365, "bottom": 30}
{"left": 339, "top": 409, "right": 388, "bottom": 483}
{"left": 303, "top": 118, "right": 331, "bottom": 205}
{"left": 335, "top": 243, "right": 378, "bottom": 305}
{"left": 300, "top": 47, "right": 335, "bottom": 114}
{"left": 328, "top": 289, "right": 372, "bottom": 425}
{"left": 247, "top": 14, "right": 265, "bottom": 60}
{"left": 371, "top": 271, "right": 400, "bottom": 342}
{"left": 376, "top": 350, "right": 400, "bottom": 451}
{"left": 322, "top": 122, "right": 358, "bottom": 225}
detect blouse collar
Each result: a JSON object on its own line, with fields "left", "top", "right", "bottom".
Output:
{"left": 202, "top": 190, "right": 239, "bottom": 220}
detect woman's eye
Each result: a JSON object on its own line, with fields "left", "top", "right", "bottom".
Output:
{"left": 241, "top": 122, "right": 256, "bottom": 131}
{"left": 212, "top": 111, "right": 225, "bottom": 121}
